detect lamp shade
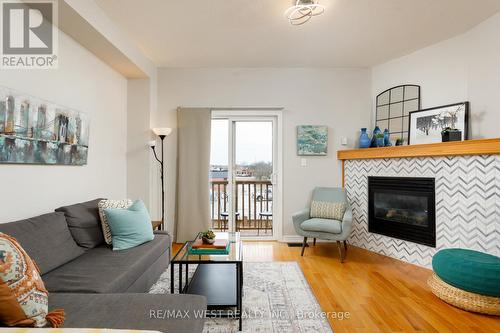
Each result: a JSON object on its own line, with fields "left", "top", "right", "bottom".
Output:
{"left": 152, "top": 128, "right": 172, "bottom": 137}
{"left": 148, "top": 140, "right": 156, "bottom": 147}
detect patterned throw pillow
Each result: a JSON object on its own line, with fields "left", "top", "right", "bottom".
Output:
{"left": 105, "top": 200, "right": 154, "bottom": 251}
{"left": 0, "top": 233, "right": 65, "bottom": 327}
{"left": 98, "top": 199, "right": 133, "bottom": 244}
{"left": 310, "top": 201, "right": 346, "bottom": 220}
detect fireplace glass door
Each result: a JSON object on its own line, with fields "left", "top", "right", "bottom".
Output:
{"left": 368, "top": 177, "right": 436, "bottom": 247}
{"left": 374, "top": 192, "right": 429, "bottom": 227}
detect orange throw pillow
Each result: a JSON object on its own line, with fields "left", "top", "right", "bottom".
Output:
{"left": 0, "top": 232, "right": 65, "bottom": 327}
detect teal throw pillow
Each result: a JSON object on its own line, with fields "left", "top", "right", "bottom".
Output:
{"left": 104, "top": 200, "right": 154, "bottom": 251}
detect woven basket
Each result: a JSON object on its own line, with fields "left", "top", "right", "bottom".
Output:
{"left": 428, "top": 273, "right": 500, "bottom": 315}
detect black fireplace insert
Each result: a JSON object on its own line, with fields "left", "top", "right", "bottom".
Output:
{"left": 368, "top": 176, "right": 436, "bottom": 247}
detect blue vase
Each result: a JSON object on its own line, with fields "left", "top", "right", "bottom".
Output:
{"left": 383, "top": 129, "right": 391, "bottom": 147}
{"left": 370, "top": 126, "right": 381, "bottom": 147}
{"left": 359, "top": 128, "right": 371, "bottom": 148}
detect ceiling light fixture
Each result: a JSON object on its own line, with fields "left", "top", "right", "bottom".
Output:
{"left": 285, "top": 0, "right": 325, "bottom": 26}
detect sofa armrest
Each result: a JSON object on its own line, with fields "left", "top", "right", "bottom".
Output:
{"left": 292, "top": 209, "right": 310, "bottom": 233}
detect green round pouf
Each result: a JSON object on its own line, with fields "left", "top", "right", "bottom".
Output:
{"left": 432, "top": 249, "right": 500, "bottom": 297}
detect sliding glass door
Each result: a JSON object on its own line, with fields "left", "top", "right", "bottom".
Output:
{"left": 209, "top": 114, "right": 279, "bottom": 238}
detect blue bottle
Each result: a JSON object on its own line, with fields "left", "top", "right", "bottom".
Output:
{"left": 370, "top": 126, "right": 381, "bottom": 147}
{"left": 383, "top": 129, "right": 391, "bottom": 147}
{"left": 359, "top": 128, "right": 371, "bottom": 148}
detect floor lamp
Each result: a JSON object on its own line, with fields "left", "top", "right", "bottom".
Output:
{"left": 149, "top": 128, "right": 172, "bottom": 230}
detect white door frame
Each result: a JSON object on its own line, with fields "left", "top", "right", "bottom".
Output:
{"left": 212, "top": 109, "right": 283, "bottom": 241}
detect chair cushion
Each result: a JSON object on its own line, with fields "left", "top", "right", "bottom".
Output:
{"left": 55, "top": 199, "right": 105, "bottom": 249}
{"left": 105, "top": 200, "right": 154, "bottom": 251}
{"left": 310, "top": 201, "right": 346, "bottom": 220}
{"left": 42, "top": 232, "right": 169, "bottom": 293}
{"left": 98, "top": 199, "right": 133, "bottom": 245}
{"left": 432, "top": 248, "right": 500, "bottom": 297}
{"left": 0, "top": 212, "right": 85, "bottom": 275}
{"left": 301, "top": 218, "right": 342, "bottom": 234}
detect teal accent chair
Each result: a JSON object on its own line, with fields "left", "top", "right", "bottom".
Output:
{"left": 292, "top": 187, "right": 353, "bottom": 262}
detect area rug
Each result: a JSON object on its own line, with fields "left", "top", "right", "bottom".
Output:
{"left": 150, "top": 262, "right": 333, "bottom": 333}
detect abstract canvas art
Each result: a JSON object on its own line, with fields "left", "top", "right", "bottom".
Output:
{"left": 0, "top": 86, "right": 89, "bottom": 165}
{"left": 297, "top": 125, "right": 328, "bottom": 156}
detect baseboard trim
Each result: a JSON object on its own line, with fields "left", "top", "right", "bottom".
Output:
{"left": 280, "top": 235, "right": 333, "bottom": 243}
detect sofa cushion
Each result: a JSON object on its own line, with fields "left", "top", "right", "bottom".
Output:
{"left": 55, "top": 199, "right": 105, "bottom": 249}
{"left": 301, "top": 218, "right": 342, "bottom": 234}
{"left": 42, "top": 232, "right": 169, "bottom": 293}
{"left": 105, "top": 200, "right": 154, "bottom": 251}
{"left": 98, "top": 199, "right": 133, "bottom": 245}
{"left": 0, "top": 212, "right": 85, "bottom": 275}
{"left": 48, "top": 293, "right": 206, "bottom": 333}
{"left": 0, "top": 233, "right": 56, "bottom": 327}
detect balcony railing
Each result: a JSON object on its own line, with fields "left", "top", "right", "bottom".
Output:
{"left": 210, "top": 180, "right": 273, "bottom": 236}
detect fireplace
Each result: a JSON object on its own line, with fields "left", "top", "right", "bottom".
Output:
{"left": 368, "top": 177, "right": 436, "bottom": 247}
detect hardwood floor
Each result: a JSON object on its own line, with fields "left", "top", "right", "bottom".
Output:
{"left": 173, "top": 241, "right": 500, "bottom": 333}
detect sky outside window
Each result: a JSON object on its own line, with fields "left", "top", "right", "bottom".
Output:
{"left": 210, "top": 120, "right": 272, "bottom": 166}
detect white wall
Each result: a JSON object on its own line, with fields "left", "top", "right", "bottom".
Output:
{"left": 62, "top": 0, "right": 160, "bottom": 220}
{"left": 372, "top": 11, "right": 500, "bottom": 139}
{"left": 0, "top": 31, "right": 127, "bottom": 222}
{"left": 127, "top": 79, "right": 151, "bottom": 209}
{"left": 157, "top": 68, "right": 371, "bottom": 237}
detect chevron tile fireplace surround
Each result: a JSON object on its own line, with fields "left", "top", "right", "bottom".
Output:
{"left": 338, "top": 139, "right": 500, "bottom": 268}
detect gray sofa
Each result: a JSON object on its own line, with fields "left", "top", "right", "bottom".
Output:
{"left": 0, "top": 199, "right": 206, "bottom": 333}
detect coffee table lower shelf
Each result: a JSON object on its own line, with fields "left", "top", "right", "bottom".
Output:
{"left": 171, "top": 262, "right": 243, "bottom": 331}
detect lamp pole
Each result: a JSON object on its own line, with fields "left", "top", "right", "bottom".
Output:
{"left": 160, "top": 135, "right": 165, "bottom": 226}
{"left": 150, "top": 136, "right": 165, "bottom": 230}
{"left": 150, "top": 128, "right": 172, "bottom": 231}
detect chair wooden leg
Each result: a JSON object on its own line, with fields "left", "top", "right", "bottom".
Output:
{"left": 337, "top": 241, "right": 344, "bottom": 263}
{"left": 301, "top": 237, "right": 308, "bottom": 256}
{"left": 343, "top": 240, "right": 348, "bottom": 253}
{"left": 313, "top": 238, "right": 316, "bottom": 246}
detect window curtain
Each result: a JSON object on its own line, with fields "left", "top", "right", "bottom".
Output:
{"left": 175, "top": 108, "right": 212, "bottom": 242}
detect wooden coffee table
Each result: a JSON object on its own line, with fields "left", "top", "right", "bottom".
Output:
{"left": 171, "top": 232, "right": 243, "bottom": 331}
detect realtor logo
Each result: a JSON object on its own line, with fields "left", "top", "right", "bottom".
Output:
{"left": 1, "top": 0, "right": 58, "bottom": 69}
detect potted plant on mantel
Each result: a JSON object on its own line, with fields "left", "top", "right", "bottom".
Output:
{"left": 433, "top": 106, "right": 463, "bottom": 142}
{"left": 441, "top": 127, "right": 462, "bottom": 142}
{"left": 375, "top": 133, "right": 385, "bottom": 147}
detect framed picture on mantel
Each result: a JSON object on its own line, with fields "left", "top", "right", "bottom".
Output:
{"left": 408, "top": 102, "right": 469, "bottom": 145}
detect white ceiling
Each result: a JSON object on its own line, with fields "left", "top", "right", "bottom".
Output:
{"left": 95, "top": 0, "right": 500, "bottom": 68}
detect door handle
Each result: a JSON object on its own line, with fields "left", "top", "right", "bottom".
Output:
{"left": 271, "top": 173, "right": 277, "bottom": 185}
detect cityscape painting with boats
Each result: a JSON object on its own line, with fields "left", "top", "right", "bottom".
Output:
{"left": 0, "top": 86, "right": 89, "bottom": 165}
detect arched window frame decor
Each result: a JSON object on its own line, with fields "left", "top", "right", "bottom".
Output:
{"left": 375, "top": 85, "right": 421, "bottom": 145}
